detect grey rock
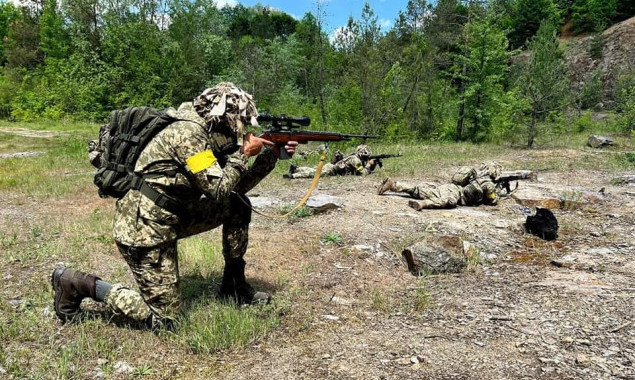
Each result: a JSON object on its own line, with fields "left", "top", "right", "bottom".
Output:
{"left": 93, "top": 367, "right": 105, "bottom": 380}
{"left": 611, "top": 175, "right": 635, "bottom": 185}
{"left": 586, "top": 247, "right": 614, "bottom": 255}
{"left": 402, "top": 236, "right": 468, "bottom": 275}
{"left": 306, "top": 195, "right": 342, "bottom": 213}
{"left": 249, "top": 196, "right": 281, "bottom": 208}
{"left": 7, "top": 298, "right": 28, "bottom": 308}
{"left": 0, "top": 151, "right": 45, "bottom": 159}
{"left": 588, "top": 135, "right": 616, "bottom": 148}
{"left": 330, "top": 296, "right": 352, "bottom": 306}
{"left": 576, "top": 353, "right": 589, "bottom": 365}
{"left": 114, "top": 361, "right": 134, "bottom": 374}
{"left": 351, "top": 244, "right": 374, "bottom": 254}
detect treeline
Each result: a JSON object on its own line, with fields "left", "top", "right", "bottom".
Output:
{"left": 0, "top": 0, "right": 633, "bottom": 145}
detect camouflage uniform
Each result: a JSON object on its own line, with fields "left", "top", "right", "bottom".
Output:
{"left": 103, "top": 90, "right": 276, "bottom": 324}
{"left": 288, "top": 145, "right": 376, "bottom": 179}
{"left": 378, "top": 162, "right": 502, "bottom": 210}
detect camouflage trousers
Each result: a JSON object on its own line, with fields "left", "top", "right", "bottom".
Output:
{"left": 105, "top": 193, "right": 252, "bottom": 324}
{"left": 406, "top": 183, "right": 463, "bottom": 209}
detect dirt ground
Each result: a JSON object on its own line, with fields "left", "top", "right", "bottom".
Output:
{"left": 2, "top": 143, "right": 634, "bottom": 379}
{"left": 216, "top": 150, "right": 635, "bottom": 379}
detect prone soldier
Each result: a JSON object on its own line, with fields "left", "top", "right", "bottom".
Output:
{"left": 377, "top": 162, "right": 503, "bottom": 210}
{"left": 285, "top": 145, "right": 380, "bottom": 179}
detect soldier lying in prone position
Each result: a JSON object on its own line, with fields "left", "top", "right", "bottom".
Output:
{"left": 52, "top": 83, "right": 298, "bottom": 329}
{"left": 284, "top": 145, "right": 379, "bottom": 179}
{"left": 377, "top": 162, "right": 503, "bottom": 210}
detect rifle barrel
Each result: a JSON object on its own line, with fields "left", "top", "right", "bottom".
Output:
{"left": 342, "top": 134, "right": 380, "bottom": 139}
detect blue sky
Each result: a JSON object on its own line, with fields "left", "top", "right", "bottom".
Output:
{"left": 219, "top": 1, "right": 411, "bottom": 32}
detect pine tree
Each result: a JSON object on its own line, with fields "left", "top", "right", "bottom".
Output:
{"left": 518, "top": 21, "right": 569, "bottom": 147}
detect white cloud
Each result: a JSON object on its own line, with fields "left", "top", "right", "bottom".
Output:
{"left": 329, "top": 26, "right": 345, "bottom": 45}
{"left": 215, "top": 0, "right": 238, "bottom": 8}
{"left": 7, "top": 0, "right": 39, "bottom": 9}
{"left": 379, "top": 18, "right": 392, "bottom": 30}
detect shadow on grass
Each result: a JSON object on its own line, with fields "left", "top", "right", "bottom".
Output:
{"left": 180, "top": 272, "right": 280, "bottom": 311}
{"left": 57, "top": 270, "right": 281, "bottom": 333}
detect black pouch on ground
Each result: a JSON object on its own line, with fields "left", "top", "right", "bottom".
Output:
{"left": 525, "top": 207, "right": 558, "bottom": 240}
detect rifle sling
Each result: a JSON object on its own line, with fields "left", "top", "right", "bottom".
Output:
{"left": 236, "top": 149, "right": 328, "bottom": 219}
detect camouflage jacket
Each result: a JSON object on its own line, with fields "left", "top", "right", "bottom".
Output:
{"left": 333, "top": 154, "right": 374, "bottom": 176}
{"left": 454, "top": 161, "right": 502, "bottom": 206}
{"left": 113, "top": 106, "right": 277, "bottom": 247}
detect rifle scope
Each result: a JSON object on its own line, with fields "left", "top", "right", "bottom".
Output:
{"left": 257, "top": 114, "right": 311, "bottom": 127}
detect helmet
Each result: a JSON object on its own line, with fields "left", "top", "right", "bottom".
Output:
{"left": 193, "top": 82, "right": 259, "bottom": 136}
{"left": 480, "top": 180, "right": 499, "bottom": 205}
{"left": 355, "top": 145, "right": 371, "bottom": 159}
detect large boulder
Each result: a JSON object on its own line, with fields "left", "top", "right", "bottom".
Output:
{"left": 402, "top": 236, "right": 476, "bottom": 275}
{"left": 587, "top": 135, "right": 617, "bottom": 148}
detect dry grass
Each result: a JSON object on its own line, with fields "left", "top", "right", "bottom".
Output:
{"left": 1, "top": 121, "right": 633, "bottom": 379}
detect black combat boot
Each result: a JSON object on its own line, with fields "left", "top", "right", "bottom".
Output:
{"left": 219, "top": 259, "right": 270, "bottom": 305}
{"left": 283, "top": 164, "right": 297, "bottom": 179}
{"left": 218, "top": 264, "right": 235, "bottom": 299}
{"left": 51, "top": 267, "right": 100, "bottom": 322}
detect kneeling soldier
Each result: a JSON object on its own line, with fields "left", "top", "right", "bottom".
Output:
{"left": 52, "top": 83, "right": 297, "bottom": 328}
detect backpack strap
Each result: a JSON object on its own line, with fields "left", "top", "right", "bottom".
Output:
{"left": 131, "top": 175, "right": 183, "bottom": 216}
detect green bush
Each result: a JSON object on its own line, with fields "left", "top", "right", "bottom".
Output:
{"left": 574, "top": 110, "right": 594, "bottom": 132}
{"left": 615, "top": 72, "right": 635, "bottom": 133}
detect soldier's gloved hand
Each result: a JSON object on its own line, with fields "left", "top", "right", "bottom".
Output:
{"left": 241, "top": 133, "right": 275, "bottom": 157}
{"left": 272, "top": 141, "right": 299, "bottom": 159}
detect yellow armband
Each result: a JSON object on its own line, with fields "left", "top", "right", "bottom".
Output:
{"left": 186, "top": 150, "right": 217, "bottom": 173}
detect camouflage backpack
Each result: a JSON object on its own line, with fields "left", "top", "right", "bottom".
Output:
{"left": 92, "top": 107, "right": 180, "bottom": 198}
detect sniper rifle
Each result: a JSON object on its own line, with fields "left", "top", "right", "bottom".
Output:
{"left": 257, "top": 114, "right": 378, "bottom": 159}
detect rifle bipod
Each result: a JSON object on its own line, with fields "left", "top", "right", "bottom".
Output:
{"left": 235, "top": 149, "right": 328, "bottom": 219}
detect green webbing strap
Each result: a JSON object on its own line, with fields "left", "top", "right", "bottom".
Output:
{"left": 137, "top": 180, "right": 182, "bottom": 215}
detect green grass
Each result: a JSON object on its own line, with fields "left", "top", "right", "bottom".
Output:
{"left": 175, "top": 298, "right": 287, "bottom": 354}
{"left": 0, "top": 117, "right": 632, "bottom": 378}
{"left": 0, "top": 124, "right": 98, "bottom": 197}
{"left": 413, "top": 277, "right": 431, "bottom": 311}
{"left": 320, "top": 232, "right": 343, "bottom": 245}
{"left": 370, "top": 287, "right": 390, "bottom": 312}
